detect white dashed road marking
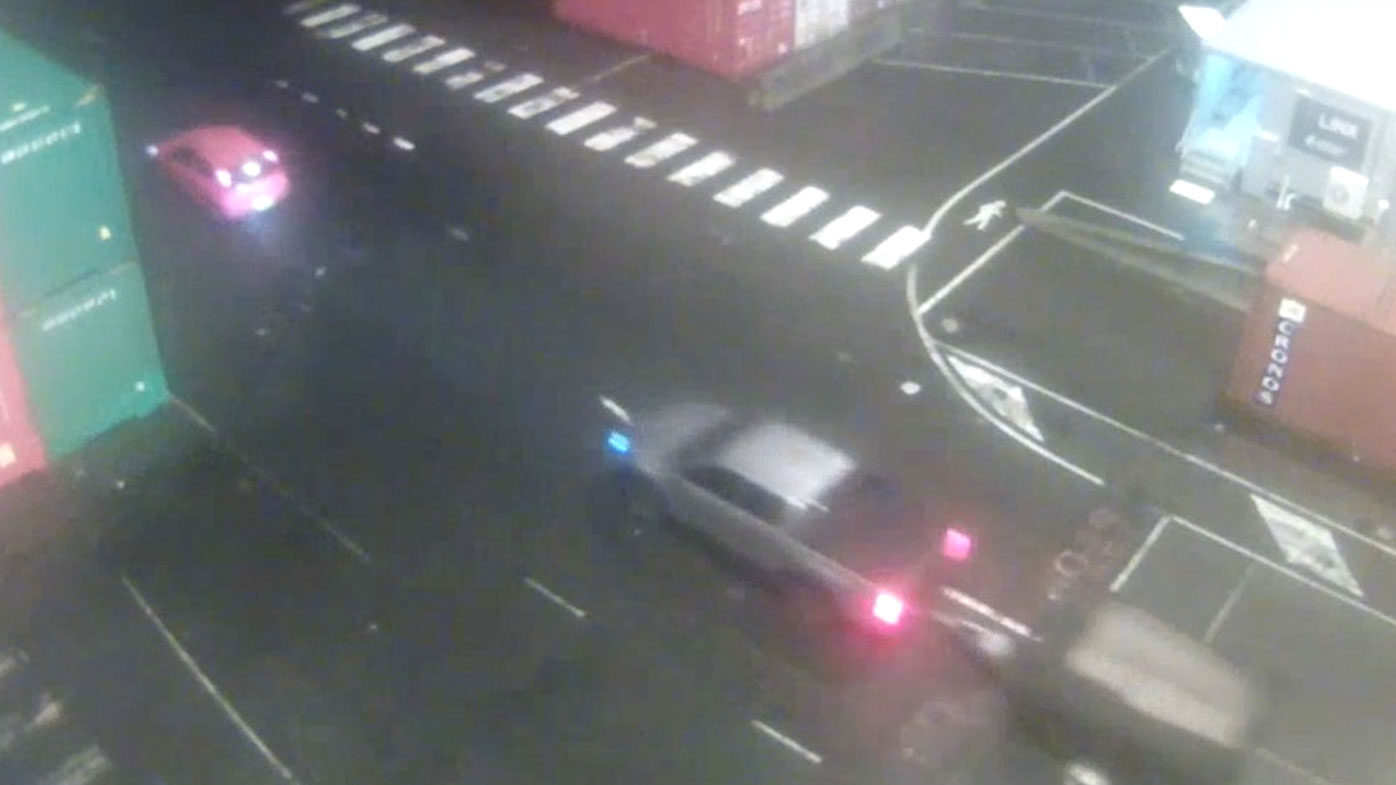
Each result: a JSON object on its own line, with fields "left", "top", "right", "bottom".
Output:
{"left": 625, "top": 132, "right": 698, "bottom": 168}
{"left": 383, "top": 35, "right": 444, "bottom": 63}
{"left": 864, "top": 225, "right": 930, "bottom": 270}
{"left": 810, "top": 205, "right": 880, "bottom": 250}
{"left": 715, "top": 168, "right": 784, "bottom": 208}
{"left": 444, "top": 70, "right": 488, "bottom": 90}
{"left": 523, "top": 577, "right": 587, "bottom": 619}
{"left": 321, "top": 12, "right": 386, "bottom": 40}
{"left": 299, "top": 3, "right": 359, "bottom": 27}
{"left": 413, "top": 46, "right": 474, "bottom": 74}
{"left": 750, "top": 720, "right": 822, "bottom": 764}
{"left": 762, "top": 186, "right": 829, "bottom": 227}
{"left": 475, "top": 73, "right": 544, "bottom": 103}
{"left": 667, "top": 151, "right": 736, "bottom": 187}
{"left": 509, "top": 87, "right": 580, "bottom": 119}
{"left": 548, "top": 101, "right": 617, "bottom": 136}
{"left": 585, "top": 117, "right": 657, "bottom": 151}
{"left": 352, "top": 22, "right": 414, "bottom": 51}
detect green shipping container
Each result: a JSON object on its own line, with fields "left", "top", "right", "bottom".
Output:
{"left": 10, "top": 262, "right": 168, "bottom": 458}
{"left": 0, "top": 28, "right": 141, "bottom": 312}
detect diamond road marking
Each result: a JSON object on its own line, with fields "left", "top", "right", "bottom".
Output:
{"left": 810, "top": 205, "right": 880, "bottom": 250}
{"left": 715, "top": 168, "right": 783, "bottom": 208}
{"left": 548, "top": 102, "right": 616, "bottom": 136}
{"left": 946, "top": 354, "right": 1043, "bottom": 441}
{"left": 862, "top": 225, "right": 928, "bottom": 270}
{"left": 299, "top": 3, "right": 359, "bottom": 27}
{"left": 762, "top": 186, "right": 829, "bottom": 228}
{"left": 352, "top": 22, "right": 415, "bottom": 51}
{"left": 668, "top": 151, "right": 735, "bottom": 187}
{"left": 509, "top": 87, "right": 580, "bottom": 119}
{"left": 413, "top": 46, "right": 473, "bottom": 74}
{"left": 585, "top": 117, "right": 657, "bottom": 151}
{"left": 383, "top": 35, "right": 444, "bottom": 63}
{"left": 475, "top": 73, "right": 544, "bottom": 103}
{"left": 625, "top": 132, "right": 698, "bottom": 168}
{"left": 1252, "top": 495, "right": 1363, "bottom": 597}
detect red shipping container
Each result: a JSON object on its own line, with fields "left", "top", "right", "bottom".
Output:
{"left": 1226, "top": 229, "right": 1396, "bottom": 472}
{"left": 554, "top": 0, "right": 797, "bottom": 81}
{"left": 0, "top": 319, "right": 46, "bottom": 491}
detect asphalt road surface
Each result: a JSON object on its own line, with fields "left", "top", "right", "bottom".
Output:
{"left": 2, "top": 1, "right": 1394, "bottom": 785}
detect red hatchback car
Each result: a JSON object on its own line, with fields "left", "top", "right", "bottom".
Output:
{"left": 147, "top": 126, "right": 291, "bottom": 220}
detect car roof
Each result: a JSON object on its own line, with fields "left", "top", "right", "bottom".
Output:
{"left": 712, "top": 421, "right": 855, "bottom": 509}
{"left": 164, "top": 126, "right": 269, "bottom": 168}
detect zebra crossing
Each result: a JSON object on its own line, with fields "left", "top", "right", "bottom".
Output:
{"left": 281, "top": 0, "right": 930, "bottom": 271}
{"left": 0, "top": 647, "right": 121, "bottom": 785}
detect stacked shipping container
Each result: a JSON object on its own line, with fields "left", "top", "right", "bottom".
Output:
{"left": 0, "top": 28, "right": 169, "bottom": 491}
{"left": 553, "top": 0, "right": 902, "bottom": 81}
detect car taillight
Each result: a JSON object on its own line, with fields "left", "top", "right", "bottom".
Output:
{"left": 942, "top": 527, "right": 973, "bottom": 562}
{"left": 872, "top": 591, "right": 905, "bottom": 627}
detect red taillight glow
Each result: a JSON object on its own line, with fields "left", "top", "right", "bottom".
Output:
{"left": 872, "top": 591, "right": 905, "bottom": 626}
{"left": 942, "top": 527, "right": 973, "bottom": 562}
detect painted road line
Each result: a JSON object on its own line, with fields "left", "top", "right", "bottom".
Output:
{"left": 475, "top": 73, "right": 545, "bottom": 103}
{"left": 523, "top": 577, "right": 587, "bottom": 619}
{"left": 1058, "top": 191, "right": 1184, "bottom": 241}
{"left": 123, "top": 576, "right": 303, "bottom": 785}
{"left": 715, "top": 168, "right": 783, "bottom": 208}
{"left": 382, "top": 34, "right": 444, "bottom": 63}
{"left": 299, "top": 3, "right": 359, "bottom": 27}
{"left": 873, "top": 58, "right": 1110, "bottom": 90}
{"left": 1254, "top": 747, "right": 1347, "bottom": 785}
{"left": 917, "top": 191, "right": 1066, "bottom": 314}
{"left": 283, "top": 0, "right": 328, "bottom": 16}
{"left": 810, "top": 205, "right": 880, "bottom": 250}
{"left": 945, "top": 354, "right": 1044, "bottom": 440}
{"left": 413, "top": 46, "right": 474, "bottom": 74}
{"left": 579, "top": 53, "right": 652, "bottom": 85}
{"left": 444, "top": 70, "right": 489, "bottom": 91}
{"left": 509, "top": 87, "right": 580, "bottom": 119}
{"left": 0, "top": 647, "right": 24, "bottom": 683}
{"left": 45, "top": 745, "right": 111, "bottom": 785}
{"left": 599, "top": 395, "right": 632, "bottom": 425}
{"left": 1204, "top": 563, "right": 1256, "bottom": 644}
{"left": 864, "top": 225, "right": 930, "bottom": 270}
{"left": 668, "top": 151, "right": 736, "bottom": 187}
{"left": 320, "top": 12, "right": 387, "bottom": 40}
{"left": 1168, "top": 516, "right": 1396, "bottom": 633}
{"left": 585, "top": 117, "right": 658, "bottom": 152}
{"left": 351, "top": 22, "right": 414, "bottom": 51}
{"left": 762, "top": 186, "right": 829, "bottom": 228}
{"left": 750, "top": 720, "right": 822, "bottom": 764}
{"left": 625, "top": 132, "right": 699, "bottom": 168}
{"left": 548, "top": 101, "right": 616, "bottom": 136}
{"left": 1110, "top": 515, "right": 1171, "bottom": 592}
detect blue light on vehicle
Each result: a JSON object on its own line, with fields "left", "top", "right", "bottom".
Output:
{"left": 606, "top": 430, "right": 631, "bottom": 455}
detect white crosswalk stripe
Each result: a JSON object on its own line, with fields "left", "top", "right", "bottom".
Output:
{"left": 862, "top": 225, "right": 928, "bottom": 269}
{"left": 283, "top": 0, "right": 329, "bottom": 16}
{"left": 321, "top": 12, "right": 386, "bottom": 40}
{"left": 352, "top": 23, "right": 415, "bottom": 52}
{"left": 625, "top": 132, "right": 697, "bottom": 168}
{"left": 548, "top": 101, "right": 616, "bottom": 136}
{"left": 382, "top": 35, "right": 444, "bottom": 63}
{"left": 444, "top": 70, "right": 488, "bottom": 90}
{"left": 412, "top": 46, "right": 474, "bottom": 74}
{"left": 509, "top": 87, "right": 580, "bottom": 119}
{"left": 810, "top": 205, "right": 880, "bottom": 250}
{"left": 475, "top": 73, "right": 544, "bottom": 103}
{"left": 762, "top": 186, "right": 829, "bottom": 228}
{"left": 41, "top": 744, "right": 111, "bottom": 785}
{"left": 714, "top": 168, "right": 783, "bottom": 207}
{"left": 667, "top": 151, "right": 735, "bottom": 187}
{"left": 299, "top": 3, "right": 359, "bottom": 27}
{"left": 585, "top": 117, "right": 657, "bottom": 152}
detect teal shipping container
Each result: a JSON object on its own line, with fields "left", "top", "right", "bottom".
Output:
{"left": 0, "top": 28, "right": 141, "bottom": 311}
{"left": 9, "top": 262, "right": 168, "bottom": 458}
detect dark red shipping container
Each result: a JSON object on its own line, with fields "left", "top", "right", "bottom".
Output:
{"left": 554, "top": 0, "right": 797, "bottom": 80}
{"left": 1226, "top": 229, "right": 1396, "bottom": 473}
{"left": 0, "top": 318, "right": 47, "bottom": 491}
